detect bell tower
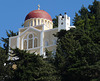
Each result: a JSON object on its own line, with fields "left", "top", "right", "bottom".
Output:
{"left": 58, "top": 13, "right": 71, "bottom": 31}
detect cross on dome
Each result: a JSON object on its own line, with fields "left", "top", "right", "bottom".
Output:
{"left": 38, "top": 4, "right": 40, "bottom": 10}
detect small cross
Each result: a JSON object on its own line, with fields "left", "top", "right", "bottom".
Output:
{"left": 38, "top": 4, "right": 40, "bottom": 10}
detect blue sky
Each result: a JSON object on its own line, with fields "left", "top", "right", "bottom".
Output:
{"left": 0, "top": 0, "right": 97, "bottom": 47}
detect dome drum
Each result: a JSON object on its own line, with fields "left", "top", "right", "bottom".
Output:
{"left": 24, "top": 18, "right": 53, "bottom": 28}
{"left": 24, "top": 10, "right": 53, "bottom": 28}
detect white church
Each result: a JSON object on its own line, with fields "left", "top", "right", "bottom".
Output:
{"left": 9, "top": 5, "right": 75, "bottom": 57}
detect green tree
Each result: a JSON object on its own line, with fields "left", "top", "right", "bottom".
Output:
{"left": 0, "top": 30, "right": 18, "bottom": 54}
{"left": 52, "top": 16, "right": 58, "bottom": 28}
{"left": 0, "top": 46, "right": 8, "bottom": 81}
{"left": 88, "top": 0, "right": 100, "bottom": 44}
{"left": 55, "top": 0, "right": 100, "bottom": 81}
{"left": 55, "top": 30, "right": 100, "bottom": 81}
{"left": 9, "top": 48, "right": 58, "bottom": 81}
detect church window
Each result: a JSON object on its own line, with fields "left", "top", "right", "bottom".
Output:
{"left": 50, "top": 23, "right": 51, "bottom": 28}
{"left": 34, "top": 38, "right": 38, "bottom": 47}
{"left": 45, "top": 41, "right": 48, "bottom": 46}
{"left": 61, "top": 18, "right": 63, "bottom": 20}
{"left": 24, "top": 40, "right": 27, "bottom": 49}
{"left": 48, "top": 21, "right": 49, "bottom": 27}
{"left": 23, "top": 34, "right": 38, "bottom": 49}
{"left": 38, "top": 20, "right": 40, "bottom": 25}
{"left": 61, "top": 22, "right": 63, "bottom": 25}
{"left": 46, "top": 21, "right": 48, "bottom": 26}
{"left": 41, "top": 20, "right": 43, "bottom": 24}
{"left": 28, "top": 34, "right": 33, "bottom": 49}
{"left": 34, "top": 19, "right": 36, "bottom": 26}
{"left": 45, "top": 20, "right": 47, "bottom": 25}
{"left": 31, "top": 21, "right": 33, "bottom": 26}
{"left": 53, "top": 40, "right": 57, "bottom": 45}
{"left": 28, "top": 22, "right": 29, "bottom": 26}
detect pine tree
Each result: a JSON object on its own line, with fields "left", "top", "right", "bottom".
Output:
{"left": 9, "top": 48, "right": 58, "bottom": 81}
{"left": 55, "top": 0, "right": 100, "bottom": 81}
{"left": 0, "top": 30, "right": 18, "bottom": 54}
{"left": 0, "top": 47, "right": 8, "bottom": 81}
{"left": 52, "top": 16, "right": 58, "bottom": 28}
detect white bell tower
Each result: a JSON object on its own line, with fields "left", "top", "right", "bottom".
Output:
{"left": 58, "top": 13, "right": 75, "bottom": 31}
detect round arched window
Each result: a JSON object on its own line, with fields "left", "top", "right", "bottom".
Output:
{"left": 24, "top": 40, "right": 27, "bottom": 49}
{"left": 34, "top": 38, "right": 38, "bottom": 48}
{"left": 28, "top": 34, "right": 33, "bottom": 49}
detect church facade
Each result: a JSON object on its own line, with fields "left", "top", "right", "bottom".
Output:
{"left": 9, "top": 6, "right": 75, "bottom": 56}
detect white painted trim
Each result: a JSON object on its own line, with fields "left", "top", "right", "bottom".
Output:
{"left": 40, "top": 26, "right": 44, "bottom": 55}
{"left": 24, "top": 18, "right": 53, "bottom": 24}
{"left": 19, "top": 27, "right": 27, "bottom": 36}
{"left": 17, "top": 37, "right": 19, "bottom": 48}
{"left": 19, "top": 31, "right": 20, "bottom": 35}
{"left": 19, "top": 27, "right": 41, "bottom": 37}
{"left": 45, "top": 39, "right": 49, "bottom": 46}
{"left": 19, "top": 27, "right": 27, "bottom": 30}
{"left": 34, "top": 37, "right": 38, "bottom": 47}
{"left": 33, "top": 24, "right": 45, "bottom": 31}
{"left": 69, "top": 26, "right": 76, "bottom": 28}
{"left": 22, "top": 32, "right": 39, "bottom": 50}
{"left": 27, "top": 33, "right": 34, "bottom": 49}
{"left": 22, "top": 33, "right": 34, "bottom": 50}
{"left": 26, "top": 46, "right": 40, "bottom": 51}
{"left": 52, "top": 39, "right": 57, "bottom": 45}
{"left": 9, "top": 36, "right": 18, "bottom": 39}
{"left": 21, "top": 38, "right": 23, "bottom": 50}
{"left": 43, "top": 24, "right": 45, "bottom": 31}
{"left": 9, "top": 37, "right": 11, "bottom": 52}
{"left": 44, "top": 44, "right": 56, "bottom": 48}
{"left": 19, "top": 24, "right": 44, "bottom": 30}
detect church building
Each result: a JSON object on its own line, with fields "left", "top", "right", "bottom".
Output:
{"left": 9, "top": 5, "right": 75, "bottom": 57}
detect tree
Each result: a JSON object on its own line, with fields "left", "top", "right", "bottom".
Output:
{"left": 0, "top": 30, "right": 18, "bottom": 54}
{"left": 52, "top": 16, "right": 58, "bottom": 28}
{"left": 55, "top": 0, "right": 100, "bottom": 81}
{"left": 9, "top": 48, "right": 58, "bottom": 81}
{"left": 88, "top": 0, "right": 100, "bottom": 44}
{"left": 0, "top": 46, "right": 8, "bottom": 81}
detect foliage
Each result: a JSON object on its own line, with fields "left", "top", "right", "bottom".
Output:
{"left": 0, "top": 30, "right": 18, "bottom": 54}
{"left": 52, "top": 16, "right": 58, "bottom": 28}
{"left": 0, "top": 0, "right": 100, "bottom": 81}
{"left": 55, "top": 0, "right": 100, "bottom": 81}
{"left": 0, "top": 46, "right": 8, "bottom": 81}
{"left": 8, "top": 48, "right": 58, "bottom": 81}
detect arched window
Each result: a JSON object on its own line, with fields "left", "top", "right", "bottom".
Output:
{"left": 50, "top": 23, "right": 51, "bottom": 28}
{"left": 41, "top": 20, "right": 43, "bottom": 24}
{"left": 28, "top": 34, "right": 33, "bottom": 49}
{"left": 34, "top": 19, "right": 36, "bottom": 26}
{"left": 31, "top": 21, "right": 33, "bottom": 26}
{"left": 53, "top": 40, "right": 57, "bottom": 45}
{"left": 38, "top": 20, "right": 40, "bottom": 25}
{"left": 24, "top": 40, "right": 27, "bottom": 49}
{"left": 34, "top": 38, "right": 38, "bottom": 48}
{"left": 28, "top": 22, "right": 29, "bottom": 27}
{"left": 22, "top": 34, "right": 38, "bottom": 49}
{"left": 45, "top": 20, "right": 47, "bottom": 25}
{"left": 48, "top": 21, "right": 49, "bottom": 27}
{"left": 45, "top": 41, "right": 48, "bottom": 46}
